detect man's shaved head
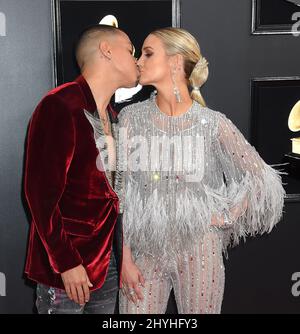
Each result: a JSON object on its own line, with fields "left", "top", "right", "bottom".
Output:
{"left": 74, "top": 24, "right": 138, "bottom": 89}
{"left": 75, "top": 24, "right": 124, "bottom": 70}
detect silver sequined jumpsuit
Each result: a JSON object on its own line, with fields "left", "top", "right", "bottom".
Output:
{"left": 116, "top": 96, "right": 285, "bottom": 314}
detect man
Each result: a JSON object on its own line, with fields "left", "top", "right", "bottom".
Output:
{"left": 24, "top": 24, "right": 139, "bottom": 314}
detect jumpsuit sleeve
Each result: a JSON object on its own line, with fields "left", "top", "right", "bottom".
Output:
{"left": 115, "top": 106, "right": 133, "bottom": 248}
{"left": 213, "top": 111, "right": 285, "bottom": 245}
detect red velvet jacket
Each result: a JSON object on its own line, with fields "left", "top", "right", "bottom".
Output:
{"left": 24, "top": 75, "right": 121, "bottom": 291}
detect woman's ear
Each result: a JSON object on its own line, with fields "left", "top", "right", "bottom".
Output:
{"left": 169, "top": 54, "right": 184, "bottom": 73}
{"left": 175, "top": 54, "right": 184, "bottom": 72}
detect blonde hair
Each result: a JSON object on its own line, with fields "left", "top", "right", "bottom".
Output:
{"left": 151, "top": 27, "right": 208, "bottom": 107}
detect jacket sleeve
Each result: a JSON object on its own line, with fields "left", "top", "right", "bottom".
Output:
{"left": 114, "top": 106, "right": 133, "bottom": 248}
{"left": 213, "top": 111, "right": 286, "bottom": 245}
{"left": 25, "top": 94, "right": 83, "bottom": 273}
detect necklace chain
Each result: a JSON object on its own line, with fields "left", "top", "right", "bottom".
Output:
{"left": 99, "top": 109, "right": 111, "bottom": 135}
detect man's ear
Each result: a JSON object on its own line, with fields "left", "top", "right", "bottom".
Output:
{"left": 99, "top": 40, "right": 112, "bottom": 60}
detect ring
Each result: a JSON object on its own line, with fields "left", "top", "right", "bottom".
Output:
{"left": 128, "top": 289, "right": 135, "bottom": 295}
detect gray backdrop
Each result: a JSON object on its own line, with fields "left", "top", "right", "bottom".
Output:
{"left": 0, "top": 0, "right": 300, "bottom": 313}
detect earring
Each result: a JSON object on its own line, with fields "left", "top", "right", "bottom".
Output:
{"left": 171, "top": 70, "right": 182, "bottom": 103}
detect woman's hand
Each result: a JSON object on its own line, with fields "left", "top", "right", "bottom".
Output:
{"left": 211, "top": 197, "right": 248, "bottom": 228}
{"left": 121, "top": 245, "right": 145, "bottom": 304}
{"left": 210, "top": 213, "right": 232, "bottom": 228}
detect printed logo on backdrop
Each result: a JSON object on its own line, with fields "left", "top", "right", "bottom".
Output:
{"left": 0, "top": 272, "right": 6, "bottom": 297}
{"left": 0, "top": 12, "right": 6, "bottom": 37}
{"left": 291, "top": 272, "right": 300, "bottom": 297}
{"left": 292, "top": 12, "right": 300, "bottom": 36}
{"left": 286, "top": 0, "right": 300, "bottom": 36}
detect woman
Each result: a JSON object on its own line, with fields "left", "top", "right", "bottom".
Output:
{"left": 116, "top": 28, "right": 285, "bottom": 314}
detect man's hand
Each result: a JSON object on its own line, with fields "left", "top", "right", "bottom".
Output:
{"left": 61, "top": 264, "right": 93, "bottom": 306}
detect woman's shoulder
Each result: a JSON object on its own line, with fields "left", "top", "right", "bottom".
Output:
{"left": 193, "top": 102, "right": 227, "bottom": 124}
{"left": 199, "top": 105, "right": 243, "bottom": 139}
{"left": 118, "top": 99, "right": 152, "bottom": 121}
